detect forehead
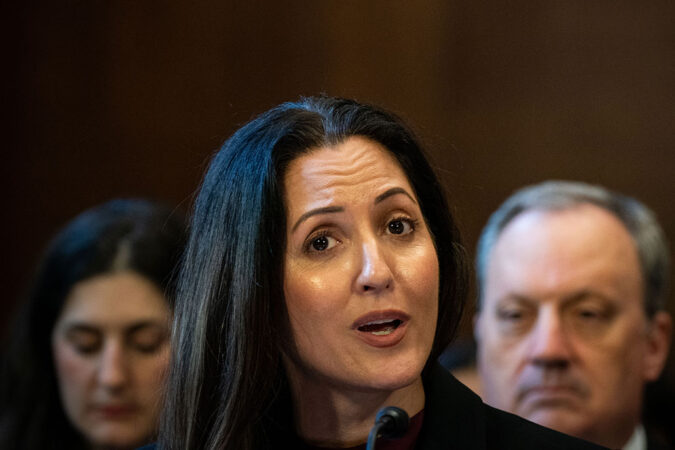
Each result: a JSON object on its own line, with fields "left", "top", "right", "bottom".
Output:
{"left": 283, "top": 136, "right": 414, "bottom": 212}
{"left": 486, "top": 204, "right": 642, "bottom": 301}
{"left": 57, "top": 271, "right": 169, "bottom": 327}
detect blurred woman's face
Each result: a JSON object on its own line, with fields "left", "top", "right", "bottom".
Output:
{"left": 282, "top": 136, "right": 439, "bottom": 398}
{"left": 51, "top": 271, "right": 170, "bottom": 449}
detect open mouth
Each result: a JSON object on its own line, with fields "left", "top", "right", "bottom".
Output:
{"left": 357, "top": 319, "right": 403, "bottom": 335}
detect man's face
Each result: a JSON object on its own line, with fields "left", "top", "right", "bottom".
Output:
{"left": 475, "top": 204, "right": 671, "bottom": 449}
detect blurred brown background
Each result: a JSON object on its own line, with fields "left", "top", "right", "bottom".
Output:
{"left": 3, "top": 0, "right": 674, "bottom": 406}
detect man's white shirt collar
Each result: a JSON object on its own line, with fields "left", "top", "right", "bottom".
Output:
{"left": 623, "top": 425, "right": 647, "bottom": 450}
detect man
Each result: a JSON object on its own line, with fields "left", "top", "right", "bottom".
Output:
{"left": 473, "top": 181, "right": 672, "bottom": 450}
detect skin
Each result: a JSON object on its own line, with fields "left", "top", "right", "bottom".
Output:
{"left": 52, "top": 271, "right": 171, "bottom": 450}
{"left": 475, "top": 205, "right": 671, "bottom": 449}
{"left": 282, "top": 136, "right": 440, "bottom": 446}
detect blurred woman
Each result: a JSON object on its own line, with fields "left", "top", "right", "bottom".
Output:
{"left": 158, "top": 96, "right": 606, "bottom": 449}
{"left": 0, "top": 199, "right": 186, "bottom": 450}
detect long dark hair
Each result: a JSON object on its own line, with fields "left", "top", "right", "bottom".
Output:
{"left": 160, "top": 96, "right": 468, "bottom": 450}
{"left": 0, "top": 199, "right": 186, "bottom": 450}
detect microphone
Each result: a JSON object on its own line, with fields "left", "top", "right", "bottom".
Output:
{"left": 366, "top": 406, "right": 409, "bottom": 450}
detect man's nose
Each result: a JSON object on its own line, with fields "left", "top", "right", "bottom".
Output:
{"left": 97, "top": 340, "right": 129, "bottom": 390}
{"left": 354, "top": 238, "right": 393, "bottom": 294}
{"left": 529, "top": 309, "right": 572, "bottom": 368}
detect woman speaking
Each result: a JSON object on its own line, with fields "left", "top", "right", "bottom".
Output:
{"left": 157, "top": 96, "right": 606, "bottom": 449}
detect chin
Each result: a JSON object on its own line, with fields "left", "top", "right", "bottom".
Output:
{"left": 357, "top": 351, "right": 427, "bottom": 392}
{"left": 365, "top": 368, "right": 420, "bottom": 392}
{"left": 527, "top": 409, "right": 588, "bottom": 436}
{"left": 87, "top": 427, "right": 153, "bottom": 450}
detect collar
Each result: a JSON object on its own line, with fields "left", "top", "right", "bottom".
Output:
{"left": 266, "top": 363, "right": 489, "bottom": 449}
{"left": 623, "top": 425, "right": 647, "bottom": 450}
{"left": 416, "top": 362, "right": 487, "bottom": 450}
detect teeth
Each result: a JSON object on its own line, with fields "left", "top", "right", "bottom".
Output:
{"left": 357, "top": 319, "right": 403, "bottom": 335}
{"left": 371, "top": 327, "right": 394, "bottom": 336}
{"left": 364, "top": 319, "right": 395, "bottom": 326}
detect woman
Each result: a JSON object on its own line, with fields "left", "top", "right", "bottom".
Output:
{"left": 0, "top": 199, "right": 186, "bottom": 450}
{"left": 159, "top": 96, "right": 607, "bottom": 449}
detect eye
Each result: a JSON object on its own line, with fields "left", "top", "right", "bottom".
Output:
{"left": 387, "top": 217, "right": 416, "bottom": 235}
{"left": 495, "top": 304, "right": 535, "bottom": 335}
{"left": 567, "top": 301, "right": 616, "bottom": 338}
{"left": 312, "top": 236, "right": 329, "bottom": 251}
{"left": 73, "top": 341, "right": 101, "bottom": 355}
{"left": 570, "top": 299, "right": 614, "bottom": 323}
{"left": 131, "top": 336, "right": 165, "bottom": 354}
{"left": 305, "top": 231, "right": 339, "bottom": 253}
{"left": 128, "top": 327, "right": 168, "bottom": 354}
{"left": 497, "top": 308, "right": 524, "bottom": 321}
{"left": 574, "top": 307, "right": 609, "bottom": 322}
{"left": 578, "top": 309, "right": 600, "bottom": 318}
{"left": 65, "top": 329, "right": 102, "bottom": 355}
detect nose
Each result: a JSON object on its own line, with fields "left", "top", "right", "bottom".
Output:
{"left": 354, "top": 237, "right": 393, "bottom": 294}
{"left": 528, "top": 308, "right": 572, "bottom": 369}
{"left": 97, "top": 340, "right": 129, "bottom": 390}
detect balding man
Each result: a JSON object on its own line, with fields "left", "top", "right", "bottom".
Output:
{"left": 474, "top": 181, "right": 672, "bottom": 450}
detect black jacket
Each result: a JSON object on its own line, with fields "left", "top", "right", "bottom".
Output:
{"left": 416, "top": 363, "right": 608, "bottom": 449}
{"left": 646, "top": 429, "right": 674, "bottom": 450}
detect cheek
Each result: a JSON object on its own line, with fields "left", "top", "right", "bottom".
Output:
{"left": 578, "top": 321, "right": 647, "bottom": 375}
{"left": 130, "top": 347, "right": 171, "bottom": 412}
{"left": 401, "top": 238, "right": 438, "bottom": 279}
{"left": 412, "top": 262, "right": 439, "bottom": 326}
{"left": 395, "top": 243, "right": 439, "bottom": 353}
{"left": 398, "top": 241, "right": 439, "bottom": 300}
{"left": 52, "top": 343, "right": 93, "bottom": 412}
{"left": 283, "top": 264, "right": 351, "bottom": 335}
{"left": 134, "top": 346, "right": 171, "bottom": 386}
{"left": 478, "top": 322, "right": 522, "bottom": 374}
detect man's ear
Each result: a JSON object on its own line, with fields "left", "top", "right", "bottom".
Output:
{"left": 643, "top": 311, "right": 672, "bottom": 382}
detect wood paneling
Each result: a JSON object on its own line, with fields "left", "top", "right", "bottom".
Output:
{"left": 4, "top": 2, "right": 674, "bottom": 413}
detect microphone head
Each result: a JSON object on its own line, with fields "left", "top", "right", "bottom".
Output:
{"left": 375, "top": 406, "right": 409, "bottom": 439}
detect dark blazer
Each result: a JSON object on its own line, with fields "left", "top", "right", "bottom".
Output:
{"left": 140, "top": 364, "right": 609, "bottom": 449}
{"left": 647, "top": 430, "right": 674, "bottom": 450}
{"left": 417, "top": 363, "right": 608, "bottom": 449}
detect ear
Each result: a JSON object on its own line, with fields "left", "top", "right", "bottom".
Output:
{"left": 643, "top": 311, "right": 672, "bottom": 381}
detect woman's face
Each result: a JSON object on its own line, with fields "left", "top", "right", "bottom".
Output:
{"left": 282, "top": 136, "right": 439, "bottom": 395}
{"left": 51, "top": 271, "right": 170, "bottom": 449}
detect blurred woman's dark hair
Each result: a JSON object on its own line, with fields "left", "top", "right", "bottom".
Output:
{"left": 160, "top": 96, "right": 468, "bottom": 450}
{"left": 0, "top": 199, "right": 186, "bottom": 450}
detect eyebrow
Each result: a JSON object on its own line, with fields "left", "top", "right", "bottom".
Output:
{"left": 126, "top": 321, "right": 167, "bottom": 335}
{"left": 62, "top": 320, "right": 166, "bottom": 335}
{"left": 375, "top": 187, "right": 417, "bottom": 205}
{"left": 64, "top": 323, "right": 99, "bottom": 335}
{"left": 290, "top": 188, "right": 417, "bottom": 233}
{"left": 291, "top": 206, "right": 344, "bottom": 232}
{"left": 496, "top": 291, "right": 615, "bottom": 309}
{"left": 496, "top": 294, "right": 535, "bottom": 306}
{"left": 561, "top": 290, "right": 615, "bottom": 306}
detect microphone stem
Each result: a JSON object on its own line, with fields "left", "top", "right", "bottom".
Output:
{"left": 366, "top": 421, "right": 384, "bottom": 450}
